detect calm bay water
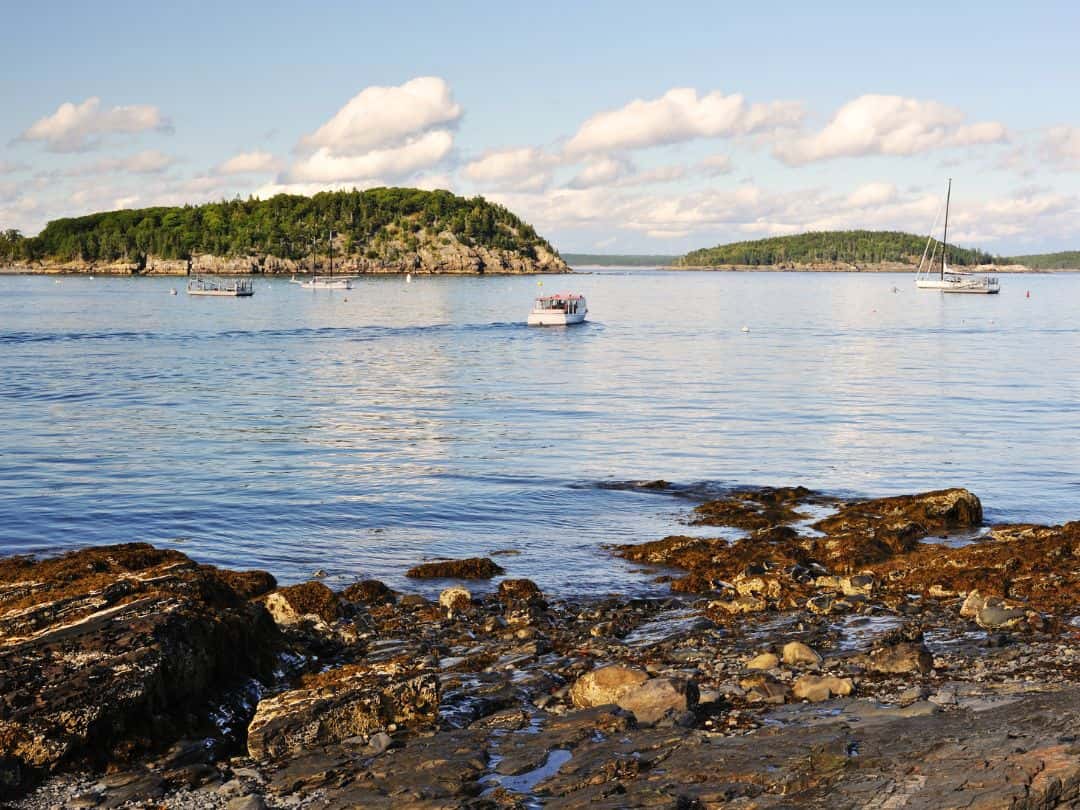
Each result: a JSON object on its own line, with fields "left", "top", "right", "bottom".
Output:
{"left": 1, "top": 270, "right": 1078, "bottom": 595}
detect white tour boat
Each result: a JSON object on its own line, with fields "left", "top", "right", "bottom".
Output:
{"left": 528, "top": 293, "right": 588, "bottom": 326}
{"left": 186, "top": 277, "right": 254, "bottom": 297}
{"left": 915, "top": 179, "right": 999, "bottom": 294}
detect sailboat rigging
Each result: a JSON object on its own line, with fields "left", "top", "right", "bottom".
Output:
{"left": 915, "top": 179, "right": 999, "bottom": 294}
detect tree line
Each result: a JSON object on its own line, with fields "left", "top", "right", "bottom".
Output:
{"left": 0, "top": 188, "right": 555, "bottom": 264}
{"left": 675, "top": 230, "right": 998, "bottom": 267}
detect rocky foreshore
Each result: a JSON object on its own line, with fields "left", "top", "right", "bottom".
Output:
{"left": 0, "top": 240, "right": 569, "bottom": 277}
{"left": 2, "top": 486, "right": 1079, "bottom": 809}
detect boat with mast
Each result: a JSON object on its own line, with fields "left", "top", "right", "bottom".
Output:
{"left": 291, "top": 231, "right": 353, "bottom": 290}
{"left": 915, "top": 179, "right": 999, "bottom": 294}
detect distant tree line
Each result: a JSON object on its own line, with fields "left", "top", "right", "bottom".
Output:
{"left": 676, "top": 230, "right": 997, "bottom": 267}
{"left": 0, "top": 188, "right": 556, "bottom": 263}
{"left": 1003, "top": 251, "right": 1080, "bottom": 270}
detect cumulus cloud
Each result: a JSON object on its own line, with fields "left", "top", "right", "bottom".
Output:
{"left": 846, "top": 182, "right": 898, "bottom": 208}
{"left": 287, "top": 130, "right": 453, "bottom": 183}
{"left": 566, "top": 156, "right": 634, "bottom": 189}
{"left": 18, "top": 97, "right": 173, "bottom": 152}
{"left": 462, "top": 147, "right": 557, "bottom": 191}
{"left": 1041, "top": 126, "right": 1080, "bottom": 169}
{"left": 697, "top": 153, "right": 733, "bottom": 176}
{"left": 217, "top": 150, "right": 282, "bottom": 175}
{"left": 774, "top": 95, "right": 1008, "bottom": 165}
{"left": 565, "top": 88, "right": 803, "bottom": 155}
{"left": 299, "top": 76, "right": 461, "bottom": 156}
{"left": 63, "top": 150, "right": 177, "bottom": 176}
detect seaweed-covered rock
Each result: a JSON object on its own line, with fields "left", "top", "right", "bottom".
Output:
{"left": 0, "top": 544, "right": 279, "bottom": 798}
{"left": 246, "top": 663, "right": 440, "bottom": 761}
{"left": 405, "top": 557, "right": 505, "bottom": 579}
{"left": 341, "top": 579, "right": 396, "bottom": 606}
{"left": 262, "top": 581, "right": 341, "bottom": 626}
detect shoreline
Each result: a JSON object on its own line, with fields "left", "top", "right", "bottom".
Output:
{"left": 3, "top": 484, "right": 1079, "bottom": 807}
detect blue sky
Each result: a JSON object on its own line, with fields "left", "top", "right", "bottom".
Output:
{"left": 3, "top": 0, "right": 1079, "bottom": 253}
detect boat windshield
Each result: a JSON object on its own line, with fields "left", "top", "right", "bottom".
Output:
{"left": 534, "top": 295, "right": 583, "bottom": 314}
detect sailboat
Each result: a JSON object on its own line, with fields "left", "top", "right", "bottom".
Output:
{"left": 291, "top": 231, "right": 353, "bottom": 290}
{"left": 915, "top": 179, "right": 999, "bottom": 294}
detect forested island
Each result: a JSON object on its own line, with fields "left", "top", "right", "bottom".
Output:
{"left": 675, "top": 230, "right": 1080, "bottom": 271}
{"left": 0, "top": 188, "right": 568, "bottom": 275}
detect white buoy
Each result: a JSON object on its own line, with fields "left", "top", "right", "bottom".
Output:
{"left": 741, "top": 326, "right": 750, "bottom": 333}
{"left": 169, "top": 288, "right": 177, "bottom": 296}
{"left": 406, "top": 273, "right": 412, "bottom": 283}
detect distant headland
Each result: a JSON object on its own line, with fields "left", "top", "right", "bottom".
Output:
{"left": 567, "top": 232, "right": 1080, "bottom": 272}
{"left": 0, "top": 188, "right": 569, "bottom": 276}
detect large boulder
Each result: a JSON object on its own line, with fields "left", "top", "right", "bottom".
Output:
{"left": 0, "top": 544, "right": 279, "bottom": 798}
{"left": 570, "top": 665, "right": 649, "bottom": 709}
{"left": 616, "top": 677, "right": 699, "bottom": 726}
{"left": 246, "top": 662, "right": 439, "bottom": 760}
{"left": 405, "top": 557, "right": 505, "bottom": 580}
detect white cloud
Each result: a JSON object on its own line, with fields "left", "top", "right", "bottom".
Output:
{"left": 287, "top": 130, "right": 453, "bottom": 183}
{"left": 697, "top": 153, "right": 733, "bottom": 176}
{"left": 462, "top": 147, "right": 557, "bottom": 191}
{"left": 299, "top": 76, "right": 461, "bottom": 156}
{"left": 1041, "top": 126, "right": 1080, "bottom": 169}
{"left": 218, "top": 150, "right": 281, "bottom": 175}
{"left": 565, "top": 88, "right": 803, "bottom": 155}
{"left": 64, "top": 150, "right": 177, "bottom": 177}
{"left": 0, "top": 160, "right": 29, "bottom": 175}
{"left": 566, "top": 156, "right": 633, "bottom": 189}
{"left": 774, "top": 95, "right": 1008, "bottom": 165}
{"left": 846, "top": 182, "right": 898, "bottom": 208}
{"left": 19, "top": 97, "right": 173, "bottom": 152}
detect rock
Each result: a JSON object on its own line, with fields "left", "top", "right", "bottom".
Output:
{"left": 782, "top": 641, "right": 823, "bottom": 667}
{"left": 792, "top": 675, "right": 855, "bottom": 702}
{"left": 439, "top": 586, "right": 472, "bottom": 617}
{"left": 365, "top": 731, "right": 393, "bottom": 755}
{"left": 616, "top": 677, "right": 699, "bottom": 726}
{"left": 262, "top": 581, "right": 341, "bottom": 626}
{"left": 341, "top": 579, "right": 395, "bottom": 605}
{"left": 959, "top": 589, "right": 986, "bottom": 619}
{"left": 0, "top": 544, "right": 278, "bottom": 800}
{"left": 246, "top": 662, "right": 439, "bottom": 760}
{"left": 746, "top": 652, "right": 780, "bottom": 670}
{"left": 976, "top": 604, "right": 1027, "bottom": 629}
{"left": 570, "top": 665, "right": 649, "bottom": 709}
{"left": 497, "top": 578, "right": 544, "bottom": 604}
{"left": 739, "top": 674, "right": 791, "bottom": 704}
{"left": 226, "top": 796, "right": 267, "bottom": 810}
{"left": 865, "top": 642, "right": 934, "bottom": 674}
{"left": 405, "top": 557, "right": 505, "bottom": 579}
{"left": 707, "top": 595, "right": 768, "bottom": 616}
{"left": 213, "top": 568, "right": 278, "bottom": 599}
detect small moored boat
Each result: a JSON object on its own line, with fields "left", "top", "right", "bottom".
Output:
{"left": 528, "top": 293, "right": 588, "bottom": 326}
{"left": 186, "top": 277, "right": 254, "bottom": 297}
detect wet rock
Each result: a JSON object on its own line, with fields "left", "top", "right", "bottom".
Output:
{"left": 341, "top": 579, "right": 396, "bottom": 606}
{"left": 262, "top": 581, "right": 341, "bottom": 626}
{"left": 439, "top": 586, "right": 472, "bottom": 617}
{"left": 246, "top": 662, "right": 439, "bottom": 760}
{"left": 746, "top": 652, "right": 780, "bottom": 670}
{"left": 792, "top": 675, "right": 854, "bottom": 702}
{"left": 569, "top": 665, "right": 649, "bottom": 709}
{"left": 617, "top": 677, "right": 699, "bottom": 726}
{"left": 707, "top": 595, "right": 767, "bottom": 616}
{"left": 865, "top": 641, "right": 934, "bottom": 674}
{"left": 405, "top": 557, "right": 505, "bottom": 579}
{"left": 692, "top": 487, "right": 814, "bottom": 529}
{"left": 497, "top": 578, "right": 544, "bottom": 604}
{"left": 213, "top": 568, "right": 278, "bottom": 599}
{"left": 0, "top": 544, "right": 278, "bottom": 799}
{"left": 782, "top": 641, "right": 822, "bottom": 667}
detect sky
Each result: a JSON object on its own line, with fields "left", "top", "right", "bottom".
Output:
{"left": 3, "top": 0, "right": 1079, "bottom": 255}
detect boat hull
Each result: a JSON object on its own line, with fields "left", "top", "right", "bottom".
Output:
{"left": 527, "top": 311, "right": 587, "bottom": 326}
{"left": 187, "top": 289, "right": 253, "bottom": 297}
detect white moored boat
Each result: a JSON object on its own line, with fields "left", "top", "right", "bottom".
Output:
{"left": 290, "top": 228, "right": 353, "bottom": 290}
{"left": 528, "top": 293, "right": 588, "bottom": 326}
{"left": 915, "top": 179, "right": 999, "bottom": 294}
{"left": 187, "top": 277, "right": 254, "bottom": 297}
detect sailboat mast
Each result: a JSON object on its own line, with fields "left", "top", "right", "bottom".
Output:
{"left": 310, "top": 234, "right": 316, "bottom": 278}
{"left": 329, "top": 230, "right": 333, "bottom": 279}
{"left": 941, "top": 178, "right": 952, "bottom": 280}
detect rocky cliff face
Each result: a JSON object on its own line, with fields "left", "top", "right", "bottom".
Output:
{"left": 7, "top": 230, "right": 570, "bottom": 276}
